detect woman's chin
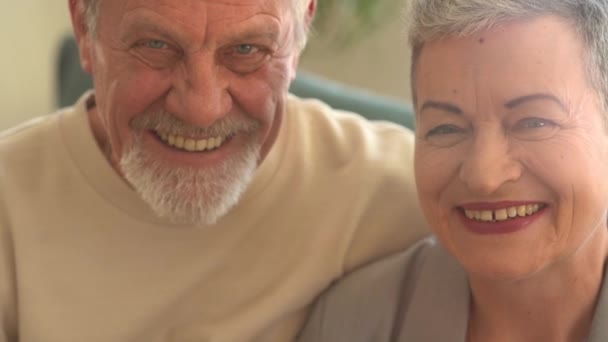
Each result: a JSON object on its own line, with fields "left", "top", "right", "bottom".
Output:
{"left": 464, "top": 260, "right": 545, "bottom": 284}
{"left": 448, "top": 244, "right": 550, "bottom": 284}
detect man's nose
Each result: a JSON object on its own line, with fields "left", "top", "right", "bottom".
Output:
{"left": 458, "top": 131, "right": 522, "bottom": 195}
{"left": 166, "top": 52, "right": 232, "bottom": 127}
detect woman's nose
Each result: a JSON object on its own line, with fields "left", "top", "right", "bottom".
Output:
{"left": 458, "top": 131, "right": 522, "bottom": 195}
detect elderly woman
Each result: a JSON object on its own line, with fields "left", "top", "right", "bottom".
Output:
{"left": 297, "top": 0, "right": 608, "bottom": 341}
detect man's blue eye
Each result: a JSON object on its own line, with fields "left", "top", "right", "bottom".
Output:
{"left": 236, "top": 44, "right": 256, "bottom": 54}
{"left": 146, "top": 40, "right": 168, "bottom": 49}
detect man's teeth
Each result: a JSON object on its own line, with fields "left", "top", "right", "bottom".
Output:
{"left": 465, "top": 204, "right": 543, "bottom": 222}
{"left": 158, "top": 133, "right": 226, "bottom": 152}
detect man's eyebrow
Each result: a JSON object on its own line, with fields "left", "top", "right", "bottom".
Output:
{"left": 504, "top": 93, "right": 568, "bottom": 112}
{"left": 222, "top": 28, "right": 280, "bottom": 46}
{"left": 234, "top": 30, "right": 278, "bottom": 41}
{"left": 122, "top": 19, "right": 178, "bottom": 41}
{"left": 420, "top": 101, "right": 463, "bottom": 115}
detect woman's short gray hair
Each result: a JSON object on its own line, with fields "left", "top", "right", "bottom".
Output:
{"left": 407, "top": 0, "right": 608, "bottom": 112}
{"left": 81, "top": 0, "right": 311, "bottom": 50}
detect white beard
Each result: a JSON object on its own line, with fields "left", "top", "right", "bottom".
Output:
{"left": 120, "top": 112, "right": 261, "bottom": 225}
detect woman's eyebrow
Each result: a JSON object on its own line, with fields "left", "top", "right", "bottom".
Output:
{"left": 504, "top": 93, "right": 568, "bottom": 112}
{"left": 420, "top": 100, "right": 464, "bottom": 115}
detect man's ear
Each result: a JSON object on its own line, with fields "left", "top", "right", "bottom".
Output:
{"left": 68, "top": 0, "right": 93, "bottom": 74}
{"left": 305, "top": 0, "right": 317, "bottom": 27}
{"left": 289, "top": 0, "right": 316, "bottom": 81}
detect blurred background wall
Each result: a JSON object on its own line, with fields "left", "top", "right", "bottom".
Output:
{"left": 0, "top": 1, "right": 413, "bottom": 131}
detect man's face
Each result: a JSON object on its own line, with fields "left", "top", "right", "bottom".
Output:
{"left": 74, "top": 0, "right": 302, "bottom": 224}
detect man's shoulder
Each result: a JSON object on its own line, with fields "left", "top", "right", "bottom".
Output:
{"left": 0, "top": 114, "right": 58, "bottom": 144}
{"left": 0, "top": 92, "right": 90, "bottom": 154}
{"left": 0, "top": 104, "right": 84, "bottom": 195}
{"left": 0, "top": 91, "right": 91, "bottom": 164}
{"left": 287, "top": 94, "right": 413, "bottom": 138}
{"left": 0, "top": 110, "right": 66, "bottom": 161}
{"left": 0, "top": 110, "right": 71, "bottom": 223}
{"left": 286, "top": 95, "right": 415, "bottom": 171}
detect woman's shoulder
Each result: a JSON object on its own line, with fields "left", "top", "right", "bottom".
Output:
{"left": 298, "top": 237, "right": 468, "bottom": 342}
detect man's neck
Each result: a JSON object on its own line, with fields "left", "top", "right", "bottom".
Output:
{"left": 467, "top": 226, "right": 608, "bottom": 342}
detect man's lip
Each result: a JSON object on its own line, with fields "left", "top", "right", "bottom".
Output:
{"left": 151, "top": 129, "right": 236, "bottom": 141}
{"left": 459, "top": 201, "right": 547, "bottom": 211}
{"left": 138, "top": 129, "right": 243, "bottom": 168}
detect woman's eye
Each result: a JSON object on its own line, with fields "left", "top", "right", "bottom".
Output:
{"left": 517, "top": 117, "right": 553, "bottom": 129}
{"left": 423, "top": 124, "right": 468, "bottom": 147}
{"left": 426, "top": 124, "right": 464, "bottom": 137}
{"left": 512, "top": 117, "right": 559, "bottom": 140}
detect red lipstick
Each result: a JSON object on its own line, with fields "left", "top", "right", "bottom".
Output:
{"left": 458, "top": 202, "right": 547, "bottom": 235}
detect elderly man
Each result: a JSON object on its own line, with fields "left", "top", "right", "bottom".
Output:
{"left": 0, "top": 0, "right": 426, "bottom": 341}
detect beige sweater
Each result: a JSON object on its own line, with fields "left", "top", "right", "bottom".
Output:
{"left": 0, "top": 93, "right": 427, "bottom": 342}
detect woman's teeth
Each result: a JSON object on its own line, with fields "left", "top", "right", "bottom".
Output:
{"left": 464, "top": 204, "right": 544, "bottom": 222}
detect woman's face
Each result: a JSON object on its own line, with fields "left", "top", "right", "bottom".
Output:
{"left": 414, "top": 15, "right": 608, "bottom": 281}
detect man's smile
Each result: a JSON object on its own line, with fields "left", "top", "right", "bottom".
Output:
{"left": 156, "top": 131, "right": 235, "bottom": 152}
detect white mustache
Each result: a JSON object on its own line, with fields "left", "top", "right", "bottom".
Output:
{"left": 130, "top": 110, "right": 261, "bottom": 138}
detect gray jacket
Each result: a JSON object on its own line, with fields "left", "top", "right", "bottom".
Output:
{"left": 298, "top": 237, "right": 608, "bottom": 341}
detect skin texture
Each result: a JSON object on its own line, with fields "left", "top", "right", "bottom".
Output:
{"left": 69, "top": 0, "right": 313, "bottom": 176}
{"left": 414, "top": 16, "right": 608, "bottom": 341}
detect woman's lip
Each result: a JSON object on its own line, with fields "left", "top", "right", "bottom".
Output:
{"left": 459, "top": 201, "right": 547, "bottom": 211}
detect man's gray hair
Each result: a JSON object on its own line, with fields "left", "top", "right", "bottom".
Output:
{"left": 81, "top": 0, "right": 99, "bottom": 34}
{"left": 407, "top": 0, "right": 608, "bottom": 112}
{"left": 80, "top": 0, "right": 312, "bottom": 50}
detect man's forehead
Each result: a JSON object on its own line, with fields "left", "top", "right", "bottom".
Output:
{"left": 107, "top": 0, "right": 293, "bottom": 45}
{"left": 116, "top": 0, "right": 288, "bottom": 13}
{"left": 108, "top": 0, "right": 292, "bottom": 30}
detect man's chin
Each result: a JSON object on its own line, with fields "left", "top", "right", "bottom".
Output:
{"left": 120, "top": 141, "right": 260, "bottom": 226}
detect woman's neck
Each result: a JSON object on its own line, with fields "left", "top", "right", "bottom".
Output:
{"left": 467, "top": 227, "right": 608, "bottom": 342}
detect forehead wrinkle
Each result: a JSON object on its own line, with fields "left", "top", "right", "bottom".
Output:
{"left": 216, "top": 16, "right": 281, "bottom": 44}
{"left": 120, "top": 16, "right": 183, "bottom": 43}
{"left": 207, "top": 0, "right": 286, "bottom": 20}
{"left": 118, "top": 5, "right": 210, "bottom": 44}
{"left": 468, "top": 59, "right": 517, "bottom": 123}
{"left": 204, "top": 1, "right": 286, "bottom": 43}
{"left": 119, "top": 8, "right": 286, "bottom": 56}
{"left": 119, "top": 0, "right": 285, "bottom": 37}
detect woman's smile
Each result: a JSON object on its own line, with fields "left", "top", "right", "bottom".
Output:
{"left": 457, "top": 202, "right": 548, "bottom": 235}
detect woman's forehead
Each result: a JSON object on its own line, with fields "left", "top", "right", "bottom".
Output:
{"left": 414, "top": 16, "right": 591, "bottom": 105}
